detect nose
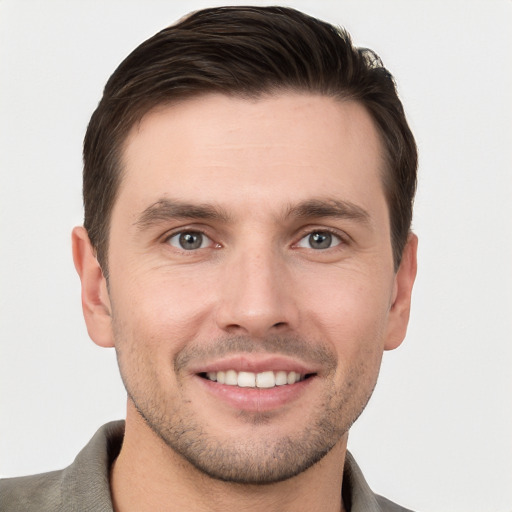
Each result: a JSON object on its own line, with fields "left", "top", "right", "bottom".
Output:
{"left": 215, "top": 246, "right": 299, "bottom": 338}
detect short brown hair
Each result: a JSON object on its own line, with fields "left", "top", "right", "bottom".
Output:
{"left": 83, "top": 6, "right": 417, "bottom": 274}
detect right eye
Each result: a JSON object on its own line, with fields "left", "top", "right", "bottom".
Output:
{"left": 295, "top": 230, "right": 343, "bottom": 250}
{"left": 166, "top": 231, "right": 213, "bottom": 251}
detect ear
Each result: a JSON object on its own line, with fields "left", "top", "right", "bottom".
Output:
{"left": 384, "top": 233, "right": 418, "bottom": 351}
{"left": 72, "top": 226, "right": 114, "bottom": 348}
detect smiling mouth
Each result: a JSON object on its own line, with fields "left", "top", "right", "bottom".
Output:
{"left": 199, "top": 370, "right": 315, "bottom": 389}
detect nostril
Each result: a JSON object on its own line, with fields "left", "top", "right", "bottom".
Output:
{"left": 272, "top": 322, "right": 287, "bottom": 329}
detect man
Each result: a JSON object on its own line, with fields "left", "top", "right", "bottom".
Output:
{"left": 1, "top": 6, "right": 417, "bottom": 511}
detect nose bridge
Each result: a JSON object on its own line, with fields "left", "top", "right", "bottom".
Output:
{"left": 215, "top": 239, "right": 298, "bottom": 337}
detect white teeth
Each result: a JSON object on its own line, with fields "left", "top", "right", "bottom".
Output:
{"left": 225, "top": 370, "right": 238, "bottom": 385}
{"left": 237, "top": 371, "right": 256, "bottom": 387}
{"left": 275, "top": 371, "right": 288, "bottom": 386}
{"left": 204, "top": 370, "right": 305, "bottom": 388}
{"left": 256, "top": 371, "right": 275, "bottom": 388}
{"left": 287, "top": 371, "right": 297, "bottom": 385}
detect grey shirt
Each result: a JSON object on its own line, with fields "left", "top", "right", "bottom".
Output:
{"left": 1, "top": 421, "right": 414, "bottom": 511}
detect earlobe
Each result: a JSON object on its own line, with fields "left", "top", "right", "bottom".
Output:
{"left": 384, "top": 233, "right": 418, "bottom": 351}
{"left": 72, "top": 226, "right": 114, "bottom": 348}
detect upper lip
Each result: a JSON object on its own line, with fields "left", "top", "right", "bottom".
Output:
{"left": 188, "top": 354, "right": 320, "bottom": 376}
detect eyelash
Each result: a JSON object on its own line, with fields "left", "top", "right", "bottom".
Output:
{"left": 162, "top": 226, "right": 349, "bottom": 253}
{"left": 293, "top": 227, "right": 349, "bottom": 250}
{"left": 163, "top": 229, "right": 218, "bottom": 251}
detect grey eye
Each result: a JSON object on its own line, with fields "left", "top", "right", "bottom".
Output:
{"left": 297, "top": 231, "right": 341, "bottom": 250}
{"left": 168, "top": 231, "right": 211, "bottom": 250}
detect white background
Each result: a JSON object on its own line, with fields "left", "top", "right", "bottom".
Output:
{"left": 1, "top": 1, "right": 511, "bottom": 511}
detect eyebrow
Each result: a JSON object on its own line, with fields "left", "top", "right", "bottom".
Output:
{"left": 134, "top": 199, "right": 231, "bottom": 230}
{"left": 134, "top": 197, "right": 371, "bottom": 231}
{"left": 285, "top": 198, "right": 371, "bottom": 224}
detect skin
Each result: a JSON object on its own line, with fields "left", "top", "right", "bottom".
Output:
{"left": 73, "top": 92, "right": 417, "bottom": 512}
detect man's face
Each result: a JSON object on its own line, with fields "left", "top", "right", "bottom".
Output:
{"left": 97, "top": 93, "right": 414, "bottom": 483}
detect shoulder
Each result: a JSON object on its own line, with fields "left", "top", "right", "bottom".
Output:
{"left": 375, "top": 493, "right": 415, "bottom": 512}
{"left": 344, "top": 451, "right": 416, "bottom": 512}
{"left": 0, "top": 470, "right": 64, "bottom": 512}
{"left": 0, "top": 421, "right": 124, "bottom": 512}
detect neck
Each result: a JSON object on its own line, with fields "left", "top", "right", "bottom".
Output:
{"left": 110, "top": 406, "right": 347, "bottom": 512}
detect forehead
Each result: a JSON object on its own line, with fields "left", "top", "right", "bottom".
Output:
{"left": 116, "top": 92, "right": 387, "bottom": 222}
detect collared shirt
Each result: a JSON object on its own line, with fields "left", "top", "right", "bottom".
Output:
{"left": 1, "top": 421, "right": 414, "bottom": 511}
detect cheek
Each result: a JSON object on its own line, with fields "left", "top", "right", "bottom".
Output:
{"left": 303, "top": 268, "right": 391, "bottom": 332}
{"left": 297, "top": 267, "right": 392, "bottom": 378}
{"left": 109, "top": 268, "right": 218, "bottom": 354}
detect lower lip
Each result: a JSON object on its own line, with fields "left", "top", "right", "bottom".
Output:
{"left": 196, "top": 375, "right": 316, "bottom": 412}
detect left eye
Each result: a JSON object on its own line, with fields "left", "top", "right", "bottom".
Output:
{"left": 167, "top": 231, "right": 213, "bottom": 250}
{"left": 296, "top": 231, "right": 342, "bottom": 250}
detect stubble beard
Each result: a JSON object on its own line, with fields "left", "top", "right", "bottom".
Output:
{"left": 116, "top": 333, "right": 380, "bottom": 485}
